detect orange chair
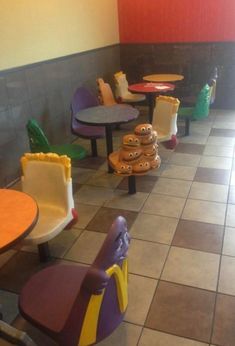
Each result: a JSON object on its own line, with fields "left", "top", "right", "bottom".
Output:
{"left": 97, "top": 78, "right": 117, "bottom": 106}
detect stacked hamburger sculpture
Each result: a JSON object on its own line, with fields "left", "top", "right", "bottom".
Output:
{"left": 109, "top": 123, "right": 161, "bottom": 176}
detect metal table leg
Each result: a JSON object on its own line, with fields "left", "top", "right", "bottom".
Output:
{"left": 105, "top": 125, "right": 114, "bottom": 173}
{"left": 128, "top": 175, "right": 136, "bottom": 194}
{"left": 147, "top": 93, "right": 155, "bottom": 123}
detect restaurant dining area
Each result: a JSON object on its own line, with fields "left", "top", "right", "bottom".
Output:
{"left": 1, "top": 1, "right": 235, "bottom": 345}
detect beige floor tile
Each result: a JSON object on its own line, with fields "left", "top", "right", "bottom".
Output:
{"left": 153, "top": 178, "right": 191, "bottom": 197}
{"left": 207, "top": 136, "right": 235, "bottom": 147}
{"left": 64, "top": 230, "right": 106, "bottom": 264}
{"left": 139, "top": 329, "right": 209, "bottom": 346}
{"left": 124, "top": 274, "right": 157, "bottom": 325}
{"left": 212, "top": 121, "right": 235, "bottom": 129}
{"left": 223, "top": 227, "right": 235, "bottom": 256}
{"left": 130, "top": 213, "right": 178, "bottom": 244}
{"left": 199, "top": 156, "right": 232, "bottom": 170}
{"left": 48, "top": 228, "right": 83, "bottom": 258}
{"left": 0, "top": 250, "right": 17, "bottom": 269}
{"left": 104, "top": 190, "right": 149, "bottom": 212}
{"left": 231, "top": 171, "right": 235, "bottom": 186}
{"left": 219, "top": 256, "right": 235, "bottom": 295}
{"left": 74, "top": 203, "right": 100, "bottom": 229}
{"left": 147, "top": 163, "right": 167, "bottom": 176}
{"left": 128, "top": 239, "right": 169, "bottom": 278}
{"left": 179, "top": 135, "right": 208, "bottom": 145}
{"left": 189, "top": 182, "right": 228, "bottom": 203}
{"left": 97, "top": 322, "right": 142, "bottom": 346}
{"left": 226, "top": 204, "right": 235, "bottom": 227}
{"left": 72, "top": 167, "right": 96, "bottom": 184}
{"left": 169, "top": 153, "right": 201, "bottom": 167}
{"left": 161, "top": 164, "right": 196, "bottom": 180}
{"left": 182, "top": 199, "right": 226, "bottom": 225}
{"left": 86, "top": 170, "right": 122, "bottom": 188}
{"left": 74, "top": 185, "right": 115, "bottom": 206}
{"left": 0, "top": 290, "right": 18, "bottom": 323}
{"left": 162, "top": 247, "right": 220, "bottom": 291}
{"left": 143, "top": 194, "right": 186, "bottom": 218}
{"left": 203, "top": 145, "right": 234, "bottom": 158}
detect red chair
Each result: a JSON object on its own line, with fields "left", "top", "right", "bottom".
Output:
{"left": 19, "top": 216, "right": 130, "bottom": 346}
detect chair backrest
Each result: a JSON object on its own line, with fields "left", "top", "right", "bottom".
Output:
{"left": 192, "top": 84, "right": 211, "bottom": 119}
{"left": 114, "top": 72, "right": 130, "bottom": 99}
{"left": 26, "top": 119, "right": 51, "bottom": 153}
{"left": 71, "top": 87, "right": 99, "bottom": 115}
{"left": 152, "top": 96, "right": 180, "bottom": 140}
{"left": 70, "top": 87, "right": 99, "bottom": 133}
{"left": 62, "top": 216, "right": 130, "bottom": 346}
{"left": 21, "top": 153, "right": 72, "bottom": 211}
{"left": 97, "top": 78, "right": 117, "bottom": 106}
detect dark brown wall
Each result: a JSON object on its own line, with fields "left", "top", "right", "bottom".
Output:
{"left": 0, "top": 45, "right": 120, "bottom": 187}
{"left": 120, "top": 42, "right": 235, "bottom": 109}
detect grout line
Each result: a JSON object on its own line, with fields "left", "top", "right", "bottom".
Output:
{"left": 209, "top": 138, "right": 235, "bottom": 344}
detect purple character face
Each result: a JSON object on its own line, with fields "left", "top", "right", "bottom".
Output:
{"left": 115, "top": 228, "right": 130, "bottom": 261}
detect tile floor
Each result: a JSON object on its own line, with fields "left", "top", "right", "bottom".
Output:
{"left": 1, "top": 108, "right": 235, "bottom": 345}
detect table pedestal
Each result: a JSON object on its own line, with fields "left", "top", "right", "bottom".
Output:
{"left": 128, "top": 176, "right": 136, "bottom": 194}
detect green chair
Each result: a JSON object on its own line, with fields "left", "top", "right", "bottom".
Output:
{"left": 26, "top": 119, "right": 86, "bottom": 160}
{"left": 178, "top": 84, "right": 211, "bottom": 136}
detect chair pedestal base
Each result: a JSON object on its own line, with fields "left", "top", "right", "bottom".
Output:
{"left": 38, "top": 242, "right": 51, "bottom": 262}
{"left": 128, "top": 176, "right": 136, "bottom": 194}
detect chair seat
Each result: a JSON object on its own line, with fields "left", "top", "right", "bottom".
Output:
{"left": 19, "top": 265, "right": 88, "bottom": 335}
{"left": 122, "top": 93, "right": 146, "bottom": 103}
{"left": 178, "top": 107, "right": 194, "bottom": 118}
{"left": 180, "top": 95, "right": 197, "bottom": 106}
{"left": 72, "top": 123, "right": 105, "bottom": 139}
{"left": 50, "top": 144, "right": 86, "bottom": 160}
{"left": 23, "top": 205, "right": 71, "bottom": 245}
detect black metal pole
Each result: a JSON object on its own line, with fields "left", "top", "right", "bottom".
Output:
{"left": 105, "top": 125, "right": 114, "bottom": 173}
{"left": 128, "top": 175, "right": 136, "bottom": 194}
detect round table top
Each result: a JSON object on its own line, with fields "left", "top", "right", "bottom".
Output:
{"left": 75, "top": 104, "right": 139, "bottom": 126}
{"left": 128, "top": 82, "right": 175, "bottom": 94}
{"left": 0, "top": 189, "right": 38, "bottom": 253}
{"left": 143, "top": 74, "right": 184, "bottom": 82}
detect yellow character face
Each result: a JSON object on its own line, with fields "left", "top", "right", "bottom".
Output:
{"left": 122, "top": 134, "right": 140, "bottom": 147}
{"left": 134, "top": 124, "right": 152, "bottom": 136}
{"left": 115, "top": 162, "right": 132, "bottom": 174}
{"left": 120, "top": 148, "right": 142, "bottom": 162}
{"left": 132, "top": 161, "right": 150, "bottom": 173}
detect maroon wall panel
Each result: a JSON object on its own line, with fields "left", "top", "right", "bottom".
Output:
{"left": 118, "top": 0, "right": 235, "bottom": 43}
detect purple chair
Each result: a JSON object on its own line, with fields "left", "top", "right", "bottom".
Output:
{"left": 71, "top": 87, "right": 105, "bottom": 157}
{"left": 19, "top": 216, "right": 130, "bottom": 346}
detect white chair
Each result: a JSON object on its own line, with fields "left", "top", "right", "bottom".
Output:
{"left": 20, "top": 152, "right": 77, "bottom": 261}
{"left": 152, "top": 95, "right": 180, "bottom": 142}
{"left": 114, "top": 71, "right": 145, "bottom": 103}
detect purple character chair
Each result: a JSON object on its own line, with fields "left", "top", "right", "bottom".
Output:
{"left": 71, "top": 87, "right": 105, "bottom": 157}
{"left": 19, "top": 216, "right": 130, "bottom": 345}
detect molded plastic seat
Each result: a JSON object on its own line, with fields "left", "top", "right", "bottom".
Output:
{"left": 114, "top": 71, "right": 146, "bottom": 103}
{"left": 71, "top": 87, "right": 105, "bottom": 157}
{"left": 152, "top": 96, "right": 180, "bottom": 145}
{"left": 19, "top": 216, "right": 130, "bottom": 346}
{"left": 26, "top": 119, "right": 86, "bottom": 160}
{"left": 20, "top": 153, "right": 77, "bottom": 261}
{"left": 178, "top": 84, "right": 211, "bottom": 136}
{"left": 97, "top": 78, "right": 117, "bottom": 106}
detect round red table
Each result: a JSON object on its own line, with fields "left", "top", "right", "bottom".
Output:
{"left": 0, "top": 189, "right": 38, "bottom": 254}
{"left": 128, "top": 82, "right": 175, "bottom": 122}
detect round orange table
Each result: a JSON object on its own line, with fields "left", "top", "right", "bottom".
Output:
{"left": 143, "top": 74, "right": 184, "bottom": 83}
{"left": 0, "top": 189, "right": 38, "bottom": 254}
